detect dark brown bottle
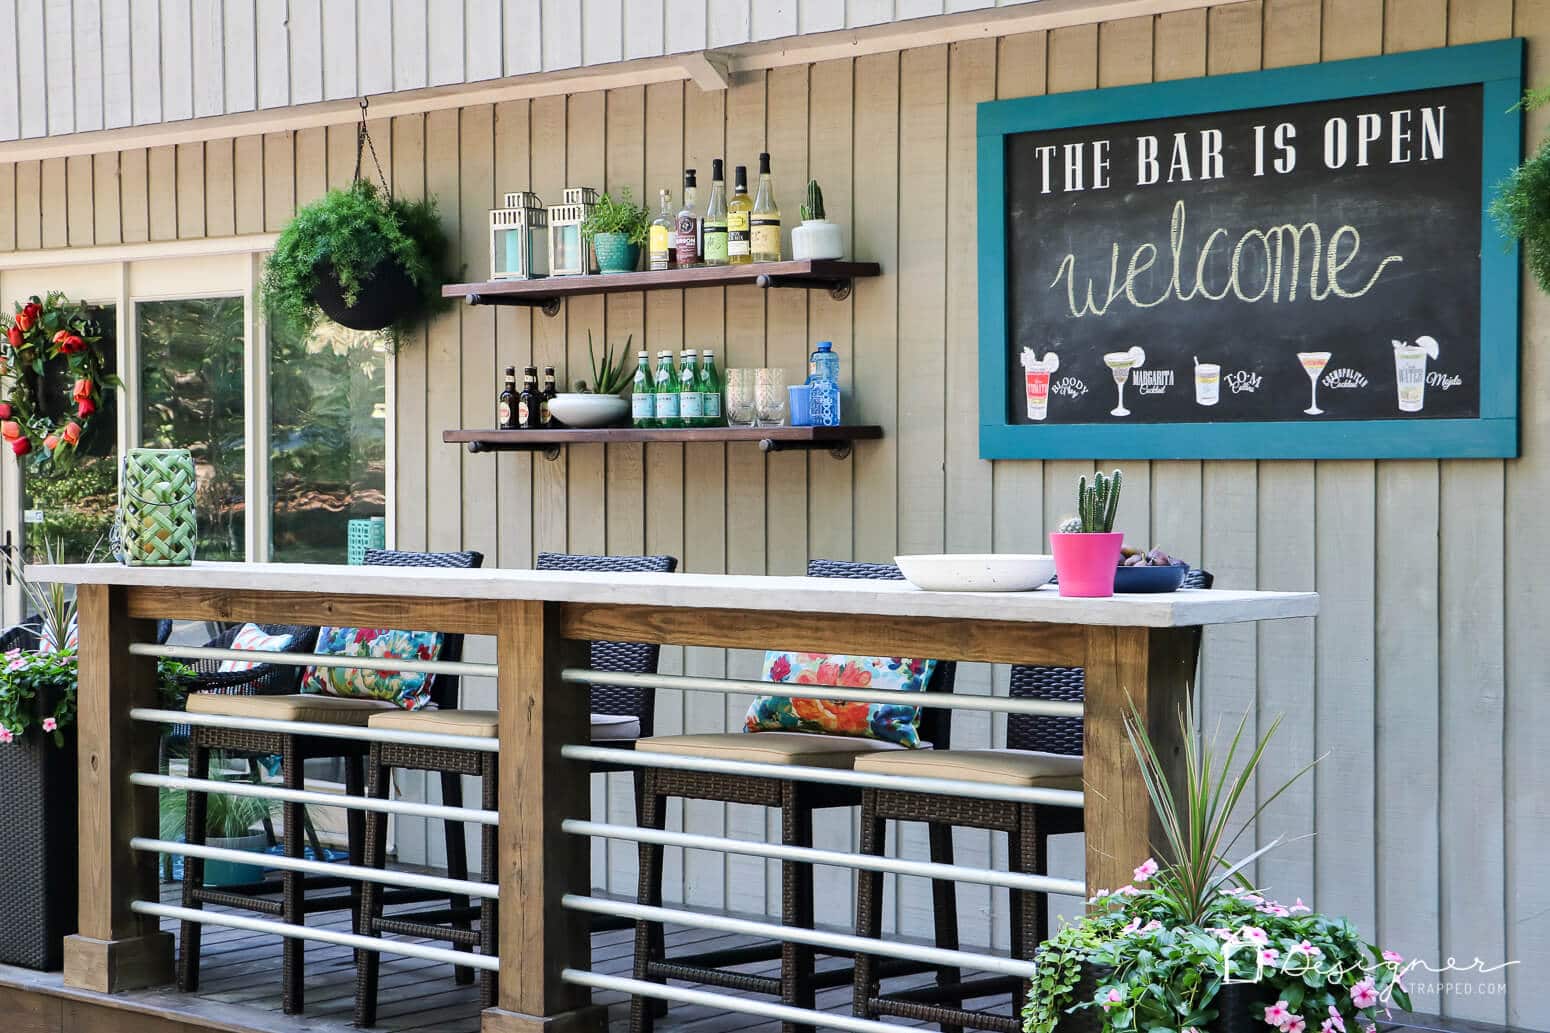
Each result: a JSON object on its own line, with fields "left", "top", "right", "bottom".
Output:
{"left": 498, "top": 366, "right": 519, "bottom": 429}
{"left": 518, "top": 366, "right": 542, "bottom": 430}
{"left": 541, "top": 366, "right": 559, "bottom": 427}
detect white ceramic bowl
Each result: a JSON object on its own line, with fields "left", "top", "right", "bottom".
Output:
{"left": 547, "top": 393, "right": 630, "bottom": 428}
{"left": 894, "top": 554, "right": 1056, "bottom": 592}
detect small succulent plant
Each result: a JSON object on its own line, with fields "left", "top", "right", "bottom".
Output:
{"left": 1065, "top": 469, "right": 1122, "bottom": 533}
{"left": 800, "top": 179, "right": 827, "bottom": 222}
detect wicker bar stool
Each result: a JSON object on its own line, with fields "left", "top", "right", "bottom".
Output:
{"left": 353, "top": 551, "right": 678, "bottom": 1027}
{"left": 176, "top": 548, "right": 482, "bottom": 1015}
{"left": 849, "top": 568, "right": 1215, "bottom": 1033}
{"left": 629, "top": 559, "right": 960, "bottom": 1033}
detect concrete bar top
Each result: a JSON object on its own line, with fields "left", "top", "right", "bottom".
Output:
{"left": 30, "top": 561, "right": 1317, "bottom": 629}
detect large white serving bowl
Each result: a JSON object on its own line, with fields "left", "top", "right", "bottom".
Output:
{"left": 547, "top": 393, "right": 630, "bottom": 428}
{"left": 894, "top": 554, "right": 1056, "bottom": 592}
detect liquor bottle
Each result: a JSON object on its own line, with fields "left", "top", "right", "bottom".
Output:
{"left": 653, "top": 350, "right": 681, "bottom": 428}
{"left": 678, "top": 350, "right": 703, "bottom": 427}
{"left": 649, "top": 188, "right": 674, "bottom": 271}
{"left": 727, "top": 165, "right": 752, "bottom": 264}
{"left": 703, "top": 160, "right": 729, "bottom": 266}
{"left": 518, "top": 366, "right": 542, "bottom": 430}
{"left": 751, "top": 152, "right": 781, "bottom": 262}
{"left": 498, "top": 366, "right": 519, "bottom": 429}
{"left": 676, "top": 169, "right": 702, "bottom": 267}
{"left": 698, "top": 349, "right": 724, "bottom": 427}
{"left": 631, "top": 350, "right": 655, "bottom": 428}
{"left": 541, "top": 366, "right": 559, "bottom": 427}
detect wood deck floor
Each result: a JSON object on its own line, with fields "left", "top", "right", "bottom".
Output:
{"left": 0, "top": 875, "right": 1533, "bottom": 1033}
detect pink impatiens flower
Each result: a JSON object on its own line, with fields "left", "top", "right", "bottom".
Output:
{"left": 1133, "top": 857, "right": 1159, "bottom": 883}
{"left": 1290, "top": 898, "right": 1312, "bottom": 913}
{"left": 1326, "top": 1005, "right": 1347, "bottom": 1033}
{"left": 1381, "top": 949, "right": 1404, "bottom": 965}
{"left": 1100, "top": 988, "right": 1124, "bottom": 1011}
{"left": 1265, "top": 1001, "right": 1293, "bottom": 1027}
{"left": 1116, "top": 884, "right": 1142, "bottom": 897}
{"left": 1291, "top": 940, "right": 1322, "bottom": 957}
{"left": 1259, "top": 948, "right": 1281, "bottom": 966}
{"left": 1283, "top": 1016, "right": 1307, "bottom": 1033}
{"left": 41, "top": 717, "right": 56, "bottom": 733}
{"left": 1350, "top": 979, "right": 1379, "bottom": 1009}
{"left": 1241, "top": 925, "right": 1270, "bottom": 947}
{"left": 0, "top": 727, "right": 12, "bottom": 744}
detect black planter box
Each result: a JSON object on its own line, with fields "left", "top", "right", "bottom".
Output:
{"left": 0, "top": 730, "right": 78, "bottom": 969}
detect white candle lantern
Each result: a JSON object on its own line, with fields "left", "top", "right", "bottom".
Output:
{"left": 547, "top": 187, "right": 598, "bottom": 277}
{"left": 489, "top": 191, "right": 548, "bottom": 280}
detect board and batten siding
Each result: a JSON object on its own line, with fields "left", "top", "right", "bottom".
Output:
{"left": 0, "top": 0, "right": 1050, "bottom": 142}
{"left": 0, "top": 0, "right": 1544, "bottom": 1027}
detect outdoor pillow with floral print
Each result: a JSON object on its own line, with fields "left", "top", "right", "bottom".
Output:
{"left": 743, "top": 652, "right": 936, "bottom": 748}
{"left": 300, "top": 626, "right": 444, "bottom": 710}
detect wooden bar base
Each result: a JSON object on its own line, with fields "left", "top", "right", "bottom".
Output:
{"left": 63, "top": 932, "right": 174, "bottom": 993}
{"left": 480, "top": 1004, "right": 607, "bottom": 1033}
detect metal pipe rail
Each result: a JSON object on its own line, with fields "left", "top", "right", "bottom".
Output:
{"left": 133, "top": 641, "right": 498, "bottom": 679}
{"left": 563, "top": 969, "right": 904, "bottom": 1033}
{"left": 131, "top": 772, "right": 499, "bottom": 825}
{"left": 132, "top": 901, "right": 501, "bottom": 972}
{"left": 130, "top": 837, "right": 498, "bottom": 898}
{"left": 131, "top": 706, "right": 500, "bottom": 752}
{"left": 561, "top": 744, "right": 1085, "bottom": 808}
{"left": 561, "top": 895, "right": 1037, "bottom": 979}
{"left": 562, "top": 819, "right": 1085, "bottom": 896}
{"left": 564, "top": 667, "right": 1085, "bottom": 718}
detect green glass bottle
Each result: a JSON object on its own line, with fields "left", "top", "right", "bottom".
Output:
{"left": 698, "top": 349, "right": 723, "bottom": 427}
{"left": 631, "top": 349, "right": 655, "bottom": 428}
{"left": 678, "top": 350, "right": 703, "bottom": 427}
{"left": 653, "top": 350, "right": 681, "bottom": 428}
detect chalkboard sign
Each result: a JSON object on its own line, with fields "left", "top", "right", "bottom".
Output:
{"left": 977, "top": 41, "right": 1522, "bottom": 460}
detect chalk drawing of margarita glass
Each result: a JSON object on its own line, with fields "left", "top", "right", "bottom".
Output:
{"left": 1103, "top": 347, "right": 1145, "bottom": 417}
{"left": 1021, "top": 348, "right": 1060, "bottom": 421}
{"left": 1296, "top": 350, "right": 1332, "bottom": 415}
{"left": 1393, "top": 335, "right": 1440, "bottom": 413}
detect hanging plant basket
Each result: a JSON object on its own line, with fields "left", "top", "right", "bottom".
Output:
{"left": 310, "top": 256, "right": 419, "bottom": 331}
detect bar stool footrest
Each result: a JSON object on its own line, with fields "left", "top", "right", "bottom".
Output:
{"left": 371, "top": 915, "right": 483, "bottom": 946}
{"left": 190, "top": 888, "right": 285, "bottom": 915}
{"left": 645, "top": 961, "right": 782, "bottom": 996}
{"left": 870, "top": 995, "right": 1019, "bottom": 1033}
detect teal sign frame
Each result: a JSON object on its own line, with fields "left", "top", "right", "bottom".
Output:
{"left": 977, "top": 40, "right": 1523, "bottom": 460}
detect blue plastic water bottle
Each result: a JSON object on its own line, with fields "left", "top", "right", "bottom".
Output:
{"left": 807, "top": 341, "right": 841, "bottom": 426}
{"left": 808, "top": 341, "right": 840, "bottom": 385}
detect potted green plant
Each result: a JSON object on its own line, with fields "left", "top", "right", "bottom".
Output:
{"left": 1050, "top": 470, "right": 1124, "bottom": 597}
{"left": 0, "top": 541, "right": 192, "bottom": 969}
{"left": 1022, "top": 702, "right": 1412, "bottom": 1033}
{"left": 261, "top": 180, "right": 450, "bottom": 334}
{"left": 581, "top": 188, "right": 649, "bottom": 274}
{"left": 791, "top": 180, "right": 844, "bottom": 260}
{"left": 549, "top": 331, "right": 634, "bottom": 428}
{"left": 159, "top": 779, "right": 278, "bottom": 888}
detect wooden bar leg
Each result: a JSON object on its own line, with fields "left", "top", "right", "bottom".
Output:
{"left": 1081, "top": 626, "right": 1201, "bottom": 896}
{"left": 480, "top": 754, "right": 500, "bottom": 1011}
{"left": 482, "top": 600, "right": 601, "bottom": 1033}
{"left": 64, "top": 584, "right": 174, "bottom": 993}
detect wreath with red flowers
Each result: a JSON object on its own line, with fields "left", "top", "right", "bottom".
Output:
{"left": 0, "top": 292, "right": 119, "bottom": 465}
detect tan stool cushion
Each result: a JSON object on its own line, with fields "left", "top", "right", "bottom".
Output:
{"left": 636, "top": 731, "right": 907, "bottom": 769}
{"left": 852, "top": 748, "right": 1084, "bottom": 788}
{"left": 185, "top": 692, "right": 395, "bottom": 726}
{"left": 367, "top": 709, "right": 644, "bottom": 742}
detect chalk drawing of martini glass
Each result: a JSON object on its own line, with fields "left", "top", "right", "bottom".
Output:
{"left": 1297, "top": 351, "right": 1332, "bottom": 415}
{"left": 1103, "top": 347, "right": 1145, "bottom": 417}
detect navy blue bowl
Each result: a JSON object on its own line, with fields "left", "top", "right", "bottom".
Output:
{"left": 1113, "top": 561, "right": 1189, "bottom": 593}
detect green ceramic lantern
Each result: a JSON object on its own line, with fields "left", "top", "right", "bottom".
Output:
{"left": 119, "top": 448, "right": 197, "bottom": 566}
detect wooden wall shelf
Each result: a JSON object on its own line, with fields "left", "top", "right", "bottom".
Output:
{"left": 441, "top": 260, "right": 881, "bottom": 316}
{"left": 444, "top": 425, "right": 882, "bottom": 461}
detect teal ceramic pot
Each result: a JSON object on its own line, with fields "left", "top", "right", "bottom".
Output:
{"left": 592, "top": 232, "right": 640, "bottom": 274}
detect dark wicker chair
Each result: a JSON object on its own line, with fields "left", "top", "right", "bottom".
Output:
{"left": 629, "top": 559, "right": 960, "bottom": 1033}
{"left": 176, "top": 549, "right": 482, "bottom": 1015}
{"left": 353, "top": 551, "right": 678, "bottom": 1027}
{"left": 850, "top": 568, "right": 1215, "bottom": 1033}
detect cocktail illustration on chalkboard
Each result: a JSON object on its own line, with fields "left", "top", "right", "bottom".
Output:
{"left": 1297, "top": 351, "right": 1333, "bottom": 415}
{"left": 1021, "top": 348, "right": 1060, "bottom": 421}
{"left": 1194, "top": 356, "right": 1221, "bottom": 407}
{"left": 1393, "top": 336, "right": 1440, "bottom": 412}
{"left": 1103, "top": 347, "right": 1145, "bottom": 417}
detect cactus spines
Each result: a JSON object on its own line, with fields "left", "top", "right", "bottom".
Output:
{"left": 1068, "top": 469, "right": 1123, "bottom": 533}
{"left": 801, "top": 179, "right": 826, "bottom": 222}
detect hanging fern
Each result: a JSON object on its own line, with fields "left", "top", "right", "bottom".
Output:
{"left": 1490, "top": 137, "right": 1550, "bottom": 295}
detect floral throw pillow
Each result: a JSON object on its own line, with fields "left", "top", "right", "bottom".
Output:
{"left": 300, "top": 626, "right": 444, "bottom": 710}
{"left": 216, "top": 623, "right": 296, "bottom": 672}
{"left": 743, "top": 652, "right": 937, "bottom": 748}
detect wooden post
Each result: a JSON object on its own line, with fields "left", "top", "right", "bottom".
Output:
{"left": 64, "top": 584, "right": 174, "bottom": 992}
{"left": 483, "top": 599, "right": 601, "bottom": 1033}
{"left": 1081, "top": 625, "right": 1202, "bottom": 896}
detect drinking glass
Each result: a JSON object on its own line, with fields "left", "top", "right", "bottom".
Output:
{"left": 1297, "top": 351, "right": 1331, "bottom": 415}
{"left": 725, "top": 368, "right": 756, "bottom": 426}
{"left": 755, "top": 368, "right": 788, "bottom": 426}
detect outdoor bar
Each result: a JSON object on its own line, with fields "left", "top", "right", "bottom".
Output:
{"left": 0, "top": 2, "right": 1544, "bottom": 1033}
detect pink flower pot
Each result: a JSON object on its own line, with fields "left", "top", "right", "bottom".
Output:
{"left": 1049, "top": 532, "right": 1124, "bottom": 598}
